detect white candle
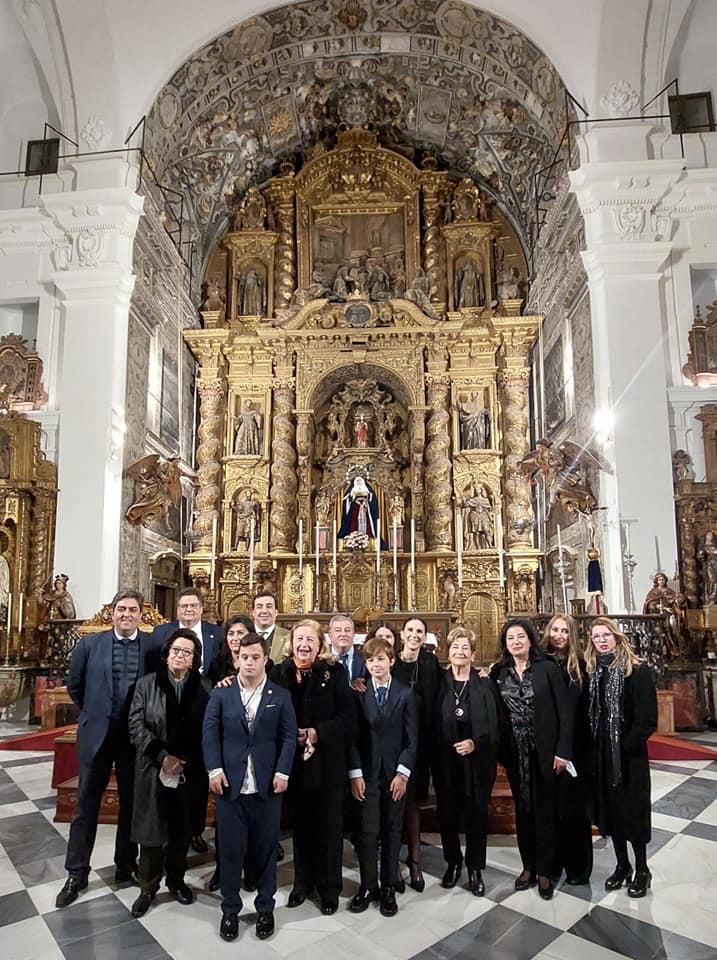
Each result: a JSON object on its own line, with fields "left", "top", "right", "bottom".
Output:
{"left": 18, "top": 593, "right": 24, "bottom": 633}
{"left": 298, "top": 518, "right": 303, "bottom": 576}
{"left": 557, "top": 523, "right": 568, "bottom": 610}
{"left": 315, "top": 519, "right": 320, "bottom": 609}
{"left": 249, "top": 517, "right": 255, "bottom": 594}
{"left": 333, "top": 519, "right": 337, "bottom": 575}
{"left": 410, "top": 518, "right": 416, "bottom": 577}
{"left": 392, "top": 519, "right": 398, "bottom": 578}
{"left": 497, "top": 506, "right": 505, "bottom": 586}
{"left": 210, "top": 514, "right": 217, "bottom": 589}
{"left": 4, "top": 592, "right": 10, "bottom": 661}
{"left": 456, "top": 511, "right": 463, "bottom": 587}
{"left": 376, "top": 515, "right": 381, "bottom": 575}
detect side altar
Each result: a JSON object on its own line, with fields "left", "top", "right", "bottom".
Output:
{"left": 185, "top": 127, "right": 539, "bottom": 663}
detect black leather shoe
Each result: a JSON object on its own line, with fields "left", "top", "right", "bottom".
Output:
{"left": 321, "top": 897, "right": 339, "bottom": 915}
{"left": 406, "top": 857, "right": 425, "bottom": 893}
{"left": 287, "top": 889, "right": 305, "bottom": 907}
{"left": 191, "top": 834, "right": 208, "bottom": 853}
{"left": 256, "top": 912, "right": 275, "bottom": 939}
{"left": 349, "top": 888, "right": 379, "bottom": 913}
{"left": 514, "top": 869, "right": 536, "bottom": 891}
{"left": 169, "top": 882, "right": 194, "bottom": 905}
{"left": 277, "top": 842, "right": 285, "bottom": 861}
{"left": 380, "top": 886, "right": 398, "bottom": 917}
{"left": 114, "top": 866, "right": 138, "bottom": 885}
{"left": 441, "top": 861, "right": 463, "bottom": 888}
{"left": 55, "top": 876, "right": 87, "bottom": 908}
{"left": 207, "top": 870, "right": 221, "bottom": 892}
{"left": 605, "top": 864, "right": 632, "bottom": 891}
{"left": 537, "top": 876, "right": 554, "bottom": 901}
{"left": 468, "top": 869, "right": 485, "bottom": 897}
{"left": 395, "top": 875, "right": 406, "bottom": 894}
{"left": 130, "top": 891, "right": 154, "bottom": 918}
{"left": 220, "top": 912, "right": 239, "bottom": 942}
{"left": 627, "top": 870, "right": 651, "bottom": 898}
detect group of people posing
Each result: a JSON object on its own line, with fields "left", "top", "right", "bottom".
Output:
{"left": 55, "top": 587, "right": 658, "bottom": 944}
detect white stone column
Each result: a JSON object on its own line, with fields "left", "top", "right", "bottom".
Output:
{"left": 42, "top": 159, "right": 143, "bottom": 616}
{"left": 570, "top": 125, "right": 685, "bottom": 611}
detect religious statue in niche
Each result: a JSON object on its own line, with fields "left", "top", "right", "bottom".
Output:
{"left": 125, "top": 455, "right": 191, "bottom": 531}
{"left": 354, "top": 414, "right": 370, "bottom": 447}
{"left": 233, "top": 186, "right": 267, "bottom": 231}
{"left": 0, "top": 429, "right": 9, "bottom": 478}
{"left": 453, "top": 178, "right": 481, "bottom": 221}
{"left": 233, "top": 399, "right": 264, "bottom": 456}
{"left": 41, "top": 574, "right": 77, "bottom": 621}
{"left": 514, "top": 571, "right": 534, "bottom": 612}
{"left": 697, "top": 531, "right": 717, "bottom": 605}
{"left": 496, "top": 260, "right": 522, "bottom": 301}
{"left": 454, "top": 257, "right": 485, "bottom": 309}
{"left": 233, "top": 489, "right": 261, "bottom": 552}
{"left": 643, "top": 571, "right": 686, "bottom": 639}
{"left": 404, "top": 268, "right": 440, "bottom": 319}
{"left": 457, "top": 391, "right": 491, "bottom": 450}
{"left": 200, "top": 278, "right": 226, "bottom": 312}
{"left": 440, "top": 568, "right": 458, "bottom": 609}
{"left": 461, "top": 485, "right": 495, "bottom": 551}
{"left": 238, "top": 269, "right": 266, "bottom": 316}
{"left": 672, "top": 449, "right": 694, "bottom": 482}
{"left": 338, "top": 475, "right": 379, "bottom": 540}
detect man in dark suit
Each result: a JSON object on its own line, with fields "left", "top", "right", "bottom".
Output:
{"left": 349, "top": 636, "right": 417, "bottom": 917}
{"left": 152, "top": 587, "right": 221, "bottom": 851}
{"left": 329, "top": 614, "right": 368, "bottom": 691}
{"left": 56, "top": 590, "right": 161, "bottom": 908}
{"left": 203, "top": 632, "right": 297, "bottom": 942}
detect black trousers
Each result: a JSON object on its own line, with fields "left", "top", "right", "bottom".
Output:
{"left": 289, "top": 786, "right": 344, "bottom": 900}
{"left": 137, "top": 783, "right": 192, "bottom": 894}
{"left": 555, "top": 772, "right": 593, "bottom": 881}
{"left": 65, "top": 730, "right": 137, "bottom": 879}
{"left": 356, "top": 775, "right": 406, "bottom": 890}
{"left": 436, "top": 759, "right": 490, "bottom": 871}
{"left": 216, "top": 792, "right": 281, "bottom": 915}
{"left": 506, "top": 752, "right": 558, "bottom": 879}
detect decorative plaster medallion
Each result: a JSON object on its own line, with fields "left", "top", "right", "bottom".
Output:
{"left": 614, "top": 203, "right": 645, "bottom": 240}
{"left": 81, "top": 115, "right": 112, "bottom": 151}
{"left": 600, "top": 80, "right": 639, "bottom": 119}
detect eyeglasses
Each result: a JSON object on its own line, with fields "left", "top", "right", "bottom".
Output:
{"left": 592, "top": 633, "right": 615, "bottom": 641}
{"left": 169, "top": 647, "right": 195, "bottom": 658}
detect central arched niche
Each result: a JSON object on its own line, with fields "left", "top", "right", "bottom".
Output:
{"left": 144, "top": 0, "right": 568, "bottom": 264}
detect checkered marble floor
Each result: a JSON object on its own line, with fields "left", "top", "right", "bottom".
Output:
{"left": 0, "top": 721, "right": 715, "bottom": 960}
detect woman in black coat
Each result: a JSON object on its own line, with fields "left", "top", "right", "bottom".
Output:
{"left": 434, "top": 627, "right": 500, "bottom": 896}
{"left": 392, "top": 616, "right": 440, "bottom": 892}
{"left": 586, "top": 617, "right": 657, "bottom": 898}
{"left": 269, "top": 618, "right": 355, "bottom": 915}
{"left": 128, "top": 629, "right": 209, "bottom": 917}
{"left": 490, "top": 618, "right": 572, "bottom": 901}
{"left": 541, "top": 614, "right": 593, "bottom": 885}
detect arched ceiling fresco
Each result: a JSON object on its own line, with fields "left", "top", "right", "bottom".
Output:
{"left": 144, "top": 0, "right": 568, "bottom": 260}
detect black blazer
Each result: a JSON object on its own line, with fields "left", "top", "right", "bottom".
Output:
{"left": 269, "top": 658, "right": 355, "bottom": 791}
{"left": 350, "top": 679, "right": 417, "bottom": 782}
{"left": 491, "top": 653, "right": 573, "bottom": 778}
{"left": 152, "top": 620, "right": 221, "bottom": 674}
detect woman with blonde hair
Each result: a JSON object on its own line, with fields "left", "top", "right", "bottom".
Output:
{"left": 269, "top": 619, "right": 354, "bottom": 915}
{"left": 541, "top": 615, "right": 593, "bottom": 885}
{"left": 585, "top": 617, "right": 657, "bottom": 898}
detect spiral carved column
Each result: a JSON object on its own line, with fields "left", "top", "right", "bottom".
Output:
{"left": 29, "top": 495, "right": 54, "bottom": 598}
{"left": 424, "top": 375, "right": 453, "bottom": 551}
{"left": 498, "top": 369, "right": 534, "bottom": 548}
{"left": 420, "top": 167, "right": 449, "bottom": 303}
{"left": 266, "top": 169, "right": 296, "bottom": 310}
{"left": 193, "top": 378, "right": 226, "bottom": 550}
{"left": 269, "top": 380, "right": 298, "bottom": 552}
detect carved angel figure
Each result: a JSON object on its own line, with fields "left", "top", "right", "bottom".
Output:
{"left": 519, "top": 439, "right": 605, "bottom": 517}
{"left": 125, "top": 455, "right": 190, "bottom": 531}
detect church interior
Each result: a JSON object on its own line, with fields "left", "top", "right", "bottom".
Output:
{"left": 0, "top": 2, "right": 716, "bottom": 958}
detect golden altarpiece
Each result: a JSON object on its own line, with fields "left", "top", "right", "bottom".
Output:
{"left": 185, "top": 128, "right": 540, "bottom": 662}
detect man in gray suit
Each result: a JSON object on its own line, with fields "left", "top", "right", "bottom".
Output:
{"left": 56, "top": 590, "right": 161, "bottom": 908}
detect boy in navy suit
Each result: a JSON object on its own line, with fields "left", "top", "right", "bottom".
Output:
{"left": 349, "top": 637, "right": 417, "bottom": 917}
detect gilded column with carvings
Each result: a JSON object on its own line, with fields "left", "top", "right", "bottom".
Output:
{"left": 265, "top": 163, "right": 297, "bottom": 311}
{"left": 499, "top": 367, "right": 533, "bottom": 549}
{"left": 424, "top": 371, "right": 453, "bottom": 552}
{"left": 420, "top": 162, "right": 450, "bottom": 303}
{"left": 269, "top": 376, "right": 298, "bottom": 553}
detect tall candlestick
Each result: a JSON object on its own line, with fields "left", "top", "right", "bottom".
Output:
{"left": 5, "top": 592, "right": 12, "bottom": 662}
{"left": 556, "top": 523, "right": 568, "bottom": 611}
{"left": 315, "top": 519, "right": 320, "bottom": 610}
{"left": 18, "top": 593, "right": 24, "bottom": 633}
{"left": 392, "top": 519, "right": 398, "bottom": 578}
{"left": 210, "top": 514, "right": 217, "bottom": 589}
{"left": 496, "top": 507, "right": 505, "bottom": 586}
{"left": 376, "top": 516, "right": 381, "bottom": 575}
{"left": 456, "top": 511, "right": 463, "bottom": 587}
{"left": 410, "top": 518, "right": 416, "bottom": 577}
{"left": 333, "top": 519, "right": 337, "bottom": 575}
{"left": 298, "top": 518, "right": 303, "bottom": 576}
{"left": 249, "top": 519, "right": 255, "bottom": 594}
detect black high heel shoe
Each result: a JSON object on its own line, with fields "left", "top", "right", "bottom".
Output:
{"left": 406, "top": 857, "right": 425, "bottom": 893}
{"left": 627, "top": 870, "right": 651, "bottom": 898}
{"left": 537, "top": 875, "right": 554, "bottom": 901}
{"left": 514, "top": 869, "right": 536, "bottom": 891}
{"left": 605, "top": 864, "right": 632, "bottom": 891}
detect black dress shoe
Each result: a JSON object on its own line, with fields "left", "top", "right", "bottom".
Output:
{"left": 256, "top": 912, "right": 275, "bottom": 939}
{"left": 169, "top": 882, "right": 194, "bottom": 905}
{"left": 349, "top": 888, "right": 379, "bottom": 913}
{"left": 114, "top": 866, "right": 138, "bottom": 885}
{"left": 131, "top": 891, "right": 154, "bottom": 918}
{"left": 277, "top": 842, "right": 285, "bottom": 861}
{"left": 380, "top": 885, "right": 398, "bottom": 917}
{"left": 321, "top": 897, "right": 339, "bottom": 915}
{"left": 220, "top": 912, "right": 239, "bottom": 942}
{"left": 537, "top": 876, "right": 554, "bottom": 901}
{"left": 566, "top": 875, "right": 590, "bottom": 886}
{"left": 468, "top": 869, "right": 485, "bottom": 897}
{"left": 287, "top": 889, "right": 305, "bottom": 908}
{"left": 514, "top": 869, "right": 536, "bottom": 891}
{"left": 627, "top": 870, "right": 651, "bottom": 898}
{"left": 395, "top": 875, "right": 406, "bottom": 894}
{"left": 406, "top": 857, "right": 425, "bottom": 893}
{"left": 605, "top": 864, "right": 632, "bottom": 891}
{"left": 191, "top": 834, "right": 208, "bottom": 853}
{"left": 207, "top": 870, "right": 221, "bottom": 892}
{"left": 441, "top": 861, "right": 463, "bottom": 889}
{"left": 55, "top": 876, "right": 87, "bottom": 908}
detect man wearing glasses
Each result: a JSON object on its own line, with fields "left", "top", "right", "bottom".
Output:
{"left": 153, "top": 587, "right": 221, "bottom": 851}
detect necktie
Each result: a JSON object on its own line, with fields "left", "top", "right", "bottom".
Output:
{"left": 376, "top": 686, "right": 387, "bottom": 710}
{"left": 340, "top": 653, "right": 349, "bottom": 671}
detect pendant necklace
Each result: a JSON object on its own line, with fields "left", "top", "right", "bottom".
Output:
{"left": 453, "top": 678, "right": 468, "bottom": 717}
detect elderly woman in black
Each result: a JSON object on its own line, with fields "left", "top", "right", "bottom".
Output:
{"left": 490, "top": 618, "right": 572, "bottom": 900}
{"left": 541, "top": 614, "right": 593, "bottom": 885}
{"left": 128, "top": 628, "right": 209, "bottom": 917}
{"left": 270, "top": 618, "right": 354, "bottom": 915}
{"left": 435, "top": 627, "right": 500, "bottom": 896}
{"left": 586, "top": 617, "right": 657, "bottom": 898}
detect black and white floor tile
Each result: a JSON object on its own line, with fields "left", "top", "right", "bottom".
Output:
{"left": 0, "top": 721, "right": 715, "bottom": 960}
